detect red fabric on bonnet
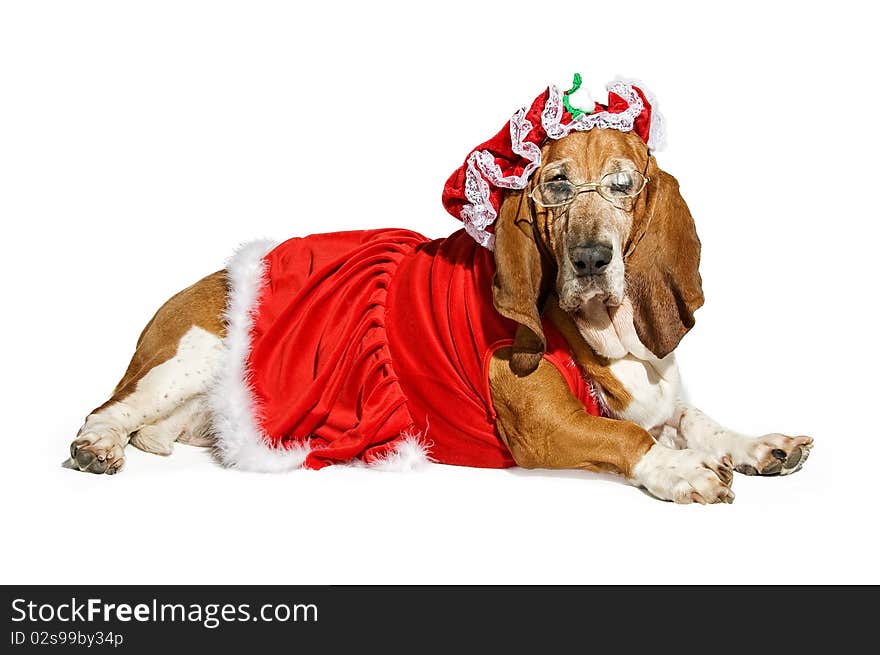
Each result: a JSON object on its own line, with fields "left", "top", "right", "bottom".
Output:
{"left": 246, "top": 228, "right": 601, "bottom": 469}
{"left": 607, "top": 87, "right": 653, "bottom": 149}
{"left": 441, "top": 89, "right": 557, "bottom": 226}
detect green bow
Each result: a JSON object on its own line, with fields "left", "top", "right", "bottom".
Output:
{"left": 562, "top": 73, "right": 593, "bottom": 118}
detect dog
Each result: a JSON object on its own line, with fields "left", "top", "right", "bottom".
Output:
{"left": 67, "top": 79, "right": 812, "bottom": 503}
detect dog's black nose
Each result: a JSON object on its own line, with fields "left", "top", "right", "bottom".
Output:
{"left": 570, "top": 243, "right": 613, "bottom": 276}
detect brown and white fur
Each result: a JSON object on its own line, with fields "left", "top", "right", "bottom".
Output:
{"left": 68, "top": 130, "right": 812, "bottom": 503}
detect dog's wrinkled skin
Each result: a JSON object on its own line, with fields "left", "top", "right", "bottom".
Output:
{"left": 68, "top": 129, "right": 812, "bottom": 503}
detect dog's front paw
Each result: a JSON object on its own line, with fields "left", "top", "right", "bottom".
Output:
{"left": 631, "top": 445, "right": 734, "bottom": 504}
{"left": 731, "top": 434, "right": 813, "bottom": 477}
{"left": 69, "top": 432, "right": 126, "bottom": 475}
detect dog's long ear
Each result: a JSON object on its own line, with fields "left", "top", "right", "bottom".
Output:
{"left": 492, "top": 188, "right": 548, "bottom": 376}
{"left": 626, "top": 157, "right": 704, "bottom": 359}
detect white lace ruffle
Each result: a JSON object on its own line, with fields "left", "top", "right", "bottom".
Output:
{"left": 614, "top": 76, "right": 666, "bottom": 151}
{"left": 459, "top": 80, "right": 664, "bottom": 250}
{"left": 460, "top": 106, "right": 542, "bottom": 249}
{"left": 460, "top": 152, "right": 497, "bottom": 250}
{"left": 543, "top": 81, "right": 645, "bottom": 139}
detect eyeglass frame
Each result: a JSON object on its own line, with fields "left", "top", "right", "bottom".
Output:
{"left": 528, "top": 155, "right": 651, "bottom": 210}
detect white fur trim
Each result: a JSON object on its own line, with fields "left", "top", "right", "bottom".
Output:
{"left": 364, "top": 433, "right": 432, "bottom": 472}
{"left": 208, "top": 240, "right": 432, "bottom": 473}
{"left": 207, "top": 238, "right": 315, "bottom": 472}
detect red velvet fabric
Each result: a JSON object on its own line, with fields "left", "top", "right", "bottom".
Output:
{"left": 246, "top": 228, "right": 601, "bottom": 469}
{"left": 608, "top": 87, "right": 653, "bottom": 149}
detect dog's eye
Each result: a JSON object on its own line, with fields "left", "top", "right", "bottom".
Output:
{"left": 607, "top": 171, "right": 634, "bottom": 193}
{"left": 547, "top": 172, "right": 567, "bottom": 182}
{"left": 532, "top": 179, "right": 577, "bottom": 207}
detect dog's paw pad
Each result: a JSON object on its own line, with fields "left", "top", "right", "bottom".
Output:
{"left": 734, "top": 435, "right": 813, "bottom": 477}
{"left": 68, "top": 433, "right": 125, "bottom": 475}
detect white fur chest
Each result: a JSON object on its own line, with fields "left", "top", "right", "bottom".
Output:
{"left": 604, "top": 354, "right": 680, "bottom": 431}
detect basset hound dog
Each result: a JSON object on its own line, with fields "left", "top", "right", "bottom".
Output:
{"left": 66, "top": 79, "right": 812, "bottom": 503}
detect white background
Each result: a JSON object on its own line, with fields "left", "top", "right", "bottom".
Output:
{"left": 1, "top": 0, "right": 877, "bottom": 584}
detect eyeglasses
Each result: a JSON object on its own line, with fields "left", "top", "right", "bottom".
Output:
{"left": 529, "top": 170, "right": 649, "bottom": 211}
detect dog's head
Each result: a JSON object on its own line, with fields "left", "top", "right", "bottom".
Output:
{"left": 493, "top": 128, "right": 703, "bottom": 374}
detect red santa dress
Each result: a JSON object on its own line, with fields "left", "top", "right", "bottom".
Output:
{"left": 208, "top": 228, "right": 603, "bottom": 472}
